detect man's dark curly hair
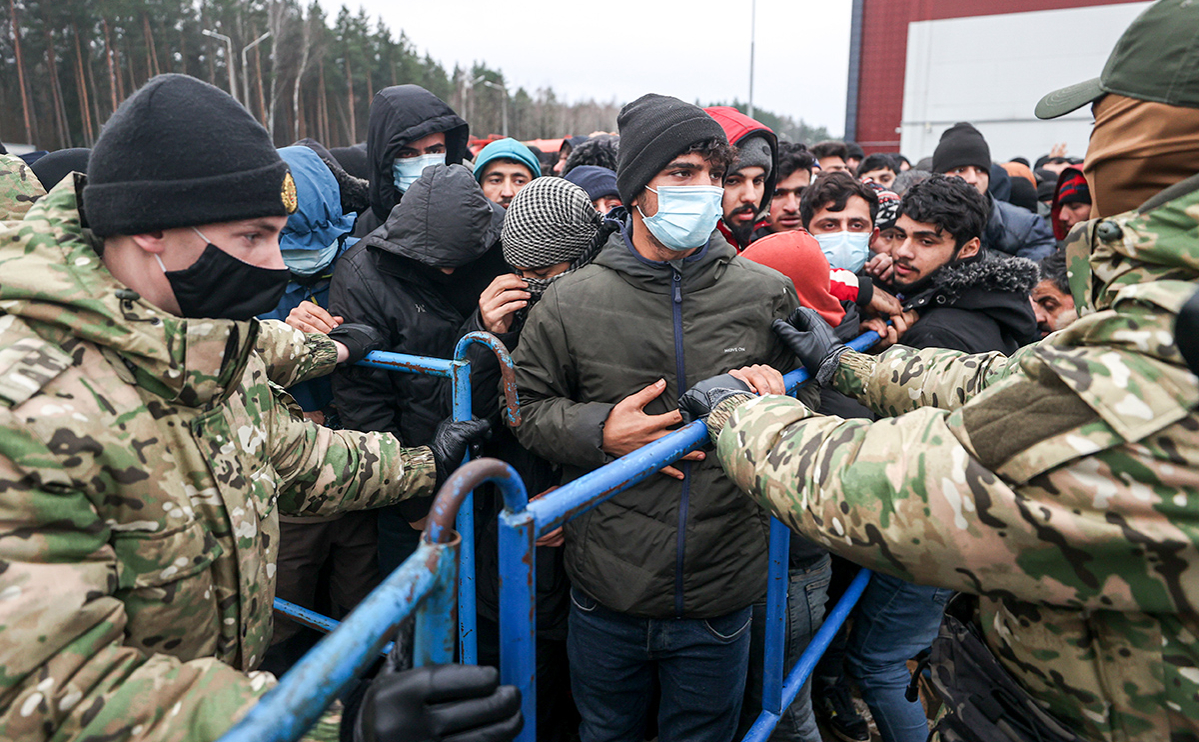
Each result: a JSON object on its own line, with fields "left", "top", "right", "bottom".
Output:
{"left": 682, "top": 137, "right": 738, "bottom": 174}
{"left": 563, "top": 135, "right": 620, "bottom": 175}
{"left": 1038, "top": 249, "right": 1070, "bottom": 295}
{"left": 898, "top": 174, "right": 990, "bottom": 250}
{"left": 777, "top": 141, "right": 817, "bottom": 182}
{"left": 799, "top": 171, "right": 879, "bottom": 230}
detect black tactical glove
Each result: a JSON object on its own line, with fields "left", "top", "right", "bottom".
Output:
{"left": 353, "top": 660, "right": 523, "bottom": 742}
{"left": 328, "top": 323, "right": 386, "bottom": 365}
{"left": 772, "top": 307, "right": 848, "bottom": 387}
{"left": 429, "top": 418, "right": 491, "bottom": 487}
{"left": 679, "top": 374, "right": 754, "bottom": 424}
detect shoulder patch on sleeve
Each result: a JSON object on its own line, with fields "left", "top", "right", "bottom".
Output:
{"left": 0, "top": 336, "right": 73, "bottom": 408}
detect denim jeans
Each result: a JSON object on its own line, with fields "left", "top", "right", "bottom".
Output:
{"left": 845, "top": 571, "right": 952, "bottom": 742}
{"left": 741, "top": 554, "right": 832, "bottom": 742}
{"left": 567, "top": 587, "right": 753, "bottom": 742}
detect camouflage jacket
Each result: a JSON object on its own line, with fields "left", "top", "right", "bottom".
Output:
{"left": 0, "top": 154, "right": 45, "bottom": 223}
{"left": 710, "top": 175, "right": 1199, "bottom": 741}
{"left": 0, "top": 176, "right": 437, "bottom": 741}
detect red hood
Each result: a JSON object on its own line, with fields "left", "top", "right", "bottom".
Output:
{"left": 705, "top": 106, "right": 779, "bottom": 223}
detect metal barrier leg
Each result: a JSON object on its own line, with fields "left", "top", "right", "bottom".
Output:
{"left": 743, "top": 568, "right": 873, "bottom": 742}
{"left": 451, "top": 359, "right": 477, "bottom": 665}
{"left": 763, "top": 518, "right": 791, "bottom": 716}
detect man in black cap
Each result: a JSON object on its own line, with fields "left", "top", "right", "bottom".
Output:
{"left": 931, "top": 122, "right": 1056, "bottom": 261}
{"left": 0, "top": 73, "right": 512, "bottom": 742}
{"left": 511, "top": 93, "right": 811, "bottom": 742}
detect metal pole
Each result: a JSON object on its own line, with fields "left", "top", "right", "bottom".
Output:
{"left": 242, "top": 32, "right": 271, "bottom": 114}
{"left": 748, "top": 0, "right": 756, "bottom": 119}
{"left": 450, "top": 359, "right": 477, "bottom": 665}
{"left": 501, "top": 88, "right": 509, "bottom": 138}
{"left": 762, "top": 519, "right": 791, "bottom": 715}
{"left": 203, "top": 29, "right": 238, "bottom": 104}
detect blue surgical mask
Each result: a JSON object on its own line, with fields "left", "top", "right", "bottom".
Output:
{"left": 282, "top": 239, "right": 341, "bottom": 277}
{"left": 636, "top": 185, "right": 724, "bottom": 251}
{"left": 392, "top": 153, "right": 446, "bottom": 193}
{"left": 815, "top": 230, "right": 872, "bottom": 273}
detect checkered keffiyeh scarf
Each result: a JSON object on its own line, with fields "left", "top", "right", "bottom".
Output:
{"left": 502, "top": 178, "right": 603, "bottom": 296}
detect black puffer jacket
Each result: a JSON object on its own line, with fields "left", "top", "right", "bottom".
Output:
{"left": 898, "top": 251, "right": 1040, "bottom": 355}
{"left": 355, "top": 85, "right": 469, "bottom": 236}
{"left": 329, "top": 164, "right": 506, "bottom": 520}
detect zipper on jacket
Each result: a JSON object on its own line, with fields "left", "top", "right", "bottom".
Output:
{"left": 671, "top": 267, "right": 689, "bottom": 618}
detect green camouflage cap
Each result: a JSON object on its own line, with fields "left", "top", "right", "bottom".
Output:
{"left": 1035, "top": 0, "right": 1199, "bottom": 120}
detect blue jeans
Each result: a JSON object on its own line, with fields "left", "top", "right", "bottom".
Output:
{"left": 846, "top": 571, "right": 952, "bottom": 742}
{"left": 568, "top": 587, "right": 753, "bottom": 742}
{"left": 741, "top": 554, "right": 832, "bottom": 741}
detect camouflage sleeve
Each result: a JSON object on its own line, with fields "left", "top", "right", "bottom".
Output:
{"left": 0, "top": 414, "right": 342, "bottom": 741}
{"left": 269, "top": 395, "right": 437, "bottom": 517}
{"left": 831, "top": 344, "right": 1032, "bottom": 418}
{"left": 713, "top": 395, "right": 1092, "bottom": 604}
{"left": 254, "top": 318, "right": 340, "bottom": 389}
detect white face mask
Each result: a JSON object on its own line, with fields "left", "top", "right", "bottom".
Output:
{"left": 814, "top": 230, "right": 872, "bottom": 273}
{"left": 392, "top": 153, "right": 446, "bottom": 193}
{"left": 635, "top": 185, "right": 725, "bottom": 250}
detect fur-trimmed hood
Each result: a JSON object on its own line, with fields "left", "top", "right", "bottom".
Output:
{"left": 899, "top": 250, "right": 1041, "bottom": 353}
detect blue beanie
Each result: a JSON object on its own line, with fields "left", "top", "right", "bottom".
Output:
{"left": 474, "top": 138, "right": 541, "bottom": 181}
{"left": 565, "top": 166, "right": 620, "bottom": 202}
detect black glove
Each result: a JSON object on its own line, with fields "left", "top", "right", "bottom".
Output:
{"left": 353, "top": 661, "right": 523, "bottom": 742}
{"left": 678, "top": 374, "right": 754, "bottom": 424}
{"left": 429, "top": 418, "right": 491, "bottom": 487}
{"left": 328, "top": 323, "right": 386, "bottom": 365}
{"left": 772, "top": 307, "right": 848, "bottom": 386}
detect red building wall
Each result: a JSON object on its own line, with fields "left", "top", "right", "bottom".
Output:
{"left": 852, "top": 0, "right": 1141, "bottom": 153}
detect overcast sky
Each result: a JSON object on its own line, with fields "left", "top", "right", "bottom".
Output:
{"left": 334, "top": 0, "right": 853, "bottom": 134}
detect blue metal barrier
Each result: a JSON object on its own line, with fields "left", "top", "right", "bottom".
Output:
{"left": 273, "top": 336, "right": 521, "bottom": 667}
{"left": 220, "top": 469, "right": 474, "bottom": 742}
{"left": 496, "top": 330, "right": 882, "bottom": 742}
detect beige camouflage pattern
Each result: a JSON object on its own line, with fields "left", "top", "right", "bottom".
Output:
{"left": 0, "top": 175, "right": 436, "bottom": 741}
{"left": 711, "top": 179, "right": 1199, "bottom": 741}
{"left": 0, "top": 154, "right": 45, "bottom": 223}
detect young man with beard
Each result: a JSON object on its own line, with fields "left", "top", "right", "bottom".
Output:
{"left": 705, "top": 106, "right": 778, "bottom": 251}
{"left": 512, "top": 94, "right": 810, "bottom": 742}
{"left": 757, "top": 142, "right": 817, "bottom": 238}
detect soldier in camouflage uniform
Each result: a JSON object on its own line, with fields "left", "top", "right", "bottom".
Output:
{"left": 0, "top": 153, "right": 46, "bottom": 224}
{"left": 679, "top": 6, "right": 1199, "bottom": 740}
{"left": 0, "top": 74, "right": 519, "bottom": 742}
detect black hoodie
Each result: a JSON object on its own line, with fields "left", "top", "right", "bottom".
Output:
{"left": 897, "top": 251, "right": 1040, "bottom": 355}
{"left": 356, "top": 85, "right": 469, "bottom": 236}
{"left": 329, "top": 164, "right": 505, "bottom": 520}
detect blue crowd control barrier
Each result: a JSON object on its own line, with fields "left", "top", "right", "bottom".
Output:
{"left": 220, "top": 471, "right": 474, "bottom": 742}
{"left": 272, "top": 336, "right": 520, "bottom": 667}
{"left": 498, "top": 330, "right": 882, "bottom": 742}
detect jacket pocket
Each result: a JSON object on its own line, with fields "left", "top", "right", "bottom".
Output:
{"left": 569, "top": 586, "right": 600, "bottom": 613}
{"left": 112, "top": 519, "right": 217, "bottom": 589}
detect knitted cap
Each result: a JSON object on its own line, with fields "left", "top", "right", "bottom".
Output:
{"left": 564, "top": 165, "right": 620, "bottom": 202}
{"left": 85, "top": 74, "right": 293, "bottom": 237}
{"left": 616, "top": 94, "right": 726, "bottom": 205}
{"left": 501, "top": 177, "right": 601, "bottom": 269}
{"left": 932, "top": 122, "right": 991, "bottom": 175}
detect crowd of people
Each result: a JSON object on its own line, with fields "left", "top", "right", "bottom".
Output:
{"left": 0, "top": 1, "right": 1196, "bottom": 741}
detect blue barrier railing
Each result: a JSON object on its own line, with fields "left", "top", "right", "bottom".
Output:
{"left": 219, "top": 470, "right": 472, "bottom": 742}
{"left": 273, "top": 335, "right": 520, "bottom": 667}
{"left": 257, "top": 329, "right": 881, "bottom": 742}
{"left": 494, "top": 330, "right": 882, "bottom": 742}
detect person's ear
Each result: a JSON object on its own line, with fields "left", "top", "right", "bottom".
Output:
{"left": 868, "top": 226, "right": 880, "bottom": 250}
{"left": 129, "top": 231, "right": 167, "bottom": 256}
{"left": 957, "top": 236, "right": 981, "bottom": 261}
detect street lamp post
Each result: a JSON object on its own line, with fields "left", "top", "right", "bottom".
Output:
{"left": 480, "top": 80, "right": 508, "bottom": 138}
{"left": 241, "top": 32, "right": 271, "bottom": 113}
{"left": 202, "top": 29, "right": 238, "bottom": 104}
{"left": 748, "top": 0, "right": 756, "bottom": 119}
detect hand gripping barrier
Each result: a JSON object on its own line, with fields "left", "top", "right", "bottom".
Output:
{"left": 495, "top": 330, "right": 882, "bottom": 742}
{"left": 219, "top": 463, "right": 480, "bottom": 742}
{"left": 272, "top": 332, "right": 521, "bottom": 666}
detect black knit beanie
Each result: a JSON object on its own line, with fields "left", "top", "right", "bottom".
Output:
{"left": 85, "top": 74, "right": 294, "bottom": 237}
{"left": 931, "top": 122, "right": 991, "bottom": 175}
{"left": 615, "top": 94, "right": 726, "bottom": 205}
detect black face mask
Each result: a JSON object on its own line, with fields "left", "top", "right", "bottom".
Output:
{"left": 157, "top": 229, "right": 290, "bottom": 320}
